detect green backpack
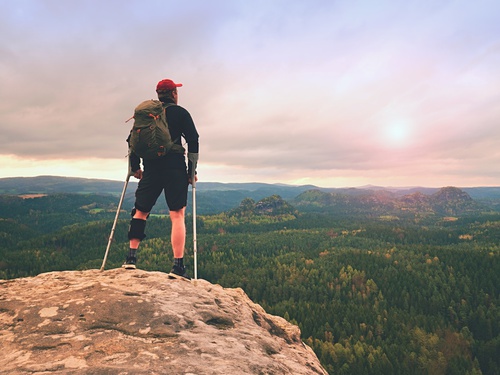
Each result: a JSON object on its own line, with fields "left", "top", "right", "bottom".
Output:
{"left": 128, "top": 100, "right": 185, "bottom": 159}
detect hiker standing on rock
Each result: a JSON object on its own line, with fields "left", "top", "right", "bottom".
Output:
{"left": 123, "top": 78, "right": 199, "bottom": 280}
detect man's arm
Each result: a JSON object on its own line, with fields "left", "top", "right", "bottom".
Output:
{"left": 181, "top": 110, "right": 199, "bottom": 181}
{"left": 127, "top": 134, "right": 142, "bottom": 179}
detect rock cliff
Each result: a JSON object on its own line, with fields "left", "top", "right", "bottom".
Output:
{"left": 0, "top": 269, "right": 327, "bottom": 374}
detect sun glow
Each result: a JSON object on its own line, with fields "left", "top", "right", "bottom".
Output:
{"left": 382, "top": 120, "right": 413, "bottom": 148}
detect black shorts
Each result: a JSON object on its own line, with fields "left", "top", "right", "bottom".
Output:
{"left": 134, "top": 168, "right": 188, "bottom": 212}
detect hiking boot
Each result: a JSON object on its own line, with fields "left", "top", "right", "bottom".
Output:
{"left": 122, "top": 256, "right": 137, "bottom": 270}
{"left": 168, "top": 265, "right": 191, "bottom": 280}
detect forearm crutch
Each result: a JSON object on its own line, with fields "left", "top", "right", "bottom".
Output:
{"left": 100, "top": 154, "right": 133, "bottom": 271}
{"left": 188, "top": 153, "right": 199, "bottom": 280}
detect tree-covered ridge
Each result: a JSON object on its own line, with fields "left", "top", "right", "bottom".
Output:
{"left": 1, "top": 190, "right": 499, "bottom": 374}
{"left": 294, "top": 186, "right": 486, "bottom": 218}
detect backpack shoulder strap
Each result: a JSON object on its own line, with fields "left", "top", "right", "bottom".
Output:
{"left": 162, "top": 103, "right": 177, "bottom": 110}
{"left": 161, "top": 103, "right": 181, "bottom": 144}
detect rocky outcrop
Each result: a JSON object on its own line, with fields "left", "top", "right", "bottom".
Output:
{"left": 430, "top": 186, "right": 478, "bottom": 215}
{"left": 229, "top": 195, "right": 298, "bottom": 217}
{"left": 0, "top": 269, "right": 327, "bottom": 375}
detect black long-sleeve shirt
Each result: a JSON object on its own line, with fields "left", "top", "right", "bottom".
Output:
{"left": 129, "top": 98, "right": 199, "bottom": 174}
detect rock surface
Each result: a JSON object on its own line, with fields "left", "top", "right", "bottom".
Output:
{"left": 0, "top": 269, "right": 327, "bottom": 374}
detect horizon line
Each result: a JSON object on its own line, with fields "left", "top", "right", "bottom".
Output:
{"left": 1, "top": 174, "right": 500, "bottom": 190}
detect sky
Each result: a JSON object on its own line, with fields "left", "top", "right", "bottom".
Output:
{"left": 1, "top": 0, "right": 499, "bottom": 188}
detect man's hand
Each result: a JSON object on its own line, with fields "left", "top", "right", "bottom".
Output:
{"left": 133, "top": 169, "right": 143, "bottom": 180}
{"left": 188, "top": 174, "right": 198, "bottom": 185}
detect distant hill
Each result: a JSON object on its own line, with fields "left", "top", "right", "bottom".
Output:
{"left": 0, "top": 176, "right": 313, "bottom": 197}
{"left": 1, "top": 176, "right": 500, "bottom": 215}
{"left": 0, "top": 176, "right": 129, "bottom": 196}
{"left": 293, "top": 186, "right": 487, "bottom": 217}
{"left": 2, "top": 175, "right": 500, "bottom": 197}
{"left": 0, "top": 176, "right": 322, "bottom": 215}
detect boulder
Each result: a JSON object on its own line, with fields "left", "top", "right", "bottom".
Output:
{"left": 0, "top": 269, "right": 327, "bottom": 374}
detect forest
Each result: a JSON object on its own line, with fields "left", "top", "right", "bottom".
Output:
{"left": 0, "top": 189, "right": 499, "bottom": 375}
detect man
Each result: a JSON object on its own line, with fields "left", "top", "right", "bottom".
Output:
{"left": 123, "top": 78, "right": 199, "bottom": 280}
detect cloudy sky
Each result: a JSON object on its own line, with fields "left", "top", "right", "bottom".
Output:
{"left": 1, "top": 0, "right": 499, "bottom": 188}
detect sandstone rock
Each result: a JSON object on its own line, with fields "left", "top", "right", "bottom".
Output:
{"left": 0, "top": 269, "right": 327, "bottom": 374}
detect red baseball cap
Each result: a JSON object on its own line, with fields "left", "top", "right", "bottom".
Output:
{"left": 156, "top": 79, "right": 183, "bottom": 91}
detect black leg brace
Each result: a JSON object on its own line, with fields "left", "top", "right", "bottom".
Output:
{"left": 128, "top": 218, "right": 147, "bottom": 240}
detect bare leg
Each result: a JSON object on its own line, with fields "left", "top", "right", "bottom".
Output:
{"left": 170, "top": 207, "right": 186, "bottom": 258}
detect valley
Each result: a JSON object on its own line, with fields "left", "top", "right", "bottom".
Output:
{"left": 0, "top": 176, "right": 499, "bottom": 374}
